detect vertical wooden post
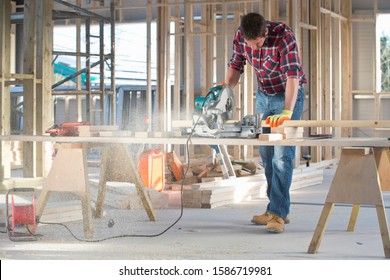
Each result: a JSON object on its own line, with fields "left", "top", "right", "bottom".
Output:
{"left": 0, "top": 0, "right": 11, "bottom": 181}
{"left": 36, "top": 0, "right": 53, "bottom": 177}
{"left": 157, "top": 0, "right": 167, "bottom": 132}
{"left": 184, "top": 1, "right": 194, "bottom": 120}
{"left": 222, "top": 1, "right": 228, "bottom": 80}
{"left": 211, "top": 4, "right": 217, "bottom": 84}
{"left": 243, "top": 3, "right": 254, "bottom": 160}
{"left": 341, "top": 0, "right": 352, "bottom": 137}
{"left": 146, "top": 0, "right": 153, "bottom": 130}
{"left": 76, "top": 0, "right": 83, "bottom": 122}
{"left": 373, "top": 0, "right": 381, "bottom": 137}
{"left": 333, "top": 0, "right": 342, "bottom": 158}
{"left": 264, "top": 0, "right": 272, "bottom": 21}
{"left": 324, "top": 0, "right": 332, "bottom": 160}
{"left": 110, "top": 1, "right": 116, "bottom": 125}
{"left": 22, "top": 0, "right": 37, "bottom": 178}
{"left": 309, "top": 0, "right": 322, "bottom": 163}
{"left": 288, "top": 0, "right": 300, "bottom": 46}
{"left": 165, "top": 2, "right": 171, "bottom": 134}
{"left": 173, "top": 1, "right": 181, "bottom": 121}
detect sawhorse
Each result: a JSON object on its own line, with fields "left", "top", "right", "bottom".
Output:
{"left": 308, "top": 147, "right": 390, "bottom": 258}
{"left": 36, "top": 143, "right": 94, "bottom": 238}
{"left": 94, "top": 143, "right": 157, "bottom": 221}
{"left": 36, "top": 143, "right": 157, "bottom": 239}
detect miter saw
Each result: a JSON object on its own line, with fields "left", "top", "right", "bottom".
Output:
{"left": 192, "top": 85, "right": 262, "bottom": 138}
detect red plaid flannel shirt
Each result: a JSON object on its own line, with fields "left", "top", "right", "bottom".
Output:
{"left": 228, "top": 21, "right": 307, "bottom": 95}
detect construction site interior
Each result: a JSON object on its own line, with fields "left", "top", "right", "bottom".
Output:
{"left": 1, "top": 0, "right": 390, "bottom": 265}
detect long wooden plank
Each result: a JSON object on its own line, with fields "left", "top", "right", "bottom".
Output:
{"left": 280, "top": 120, "right": 390, "bottom": 128}
{"left": 1, "top": 134, "right": 390, "bottom": 147}
{"left": 173, "top": 119, "right": 390, "bottom": 128}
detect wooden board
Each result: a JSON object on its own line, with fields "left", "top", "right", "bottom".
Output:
{"left": 2, "top": 134, "right": 390, "bottom": 147}
{"left": 173, "top": 120, "right": 390, "bottom": 129}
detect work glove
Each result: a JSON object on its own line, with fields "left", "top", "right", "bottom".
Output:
{"left": 265, "top": 110, "right": 292, "bottom": 127}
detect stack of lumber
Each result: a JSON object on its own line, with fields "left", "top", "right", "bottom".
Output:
{"left": 259, "top": 127, "right": 304, "bottom": 141}
{"left": 271, "top": 127, "right": 304, "bottom": 139}
{"left": 177, "top": 163, "right": 325, "bottom": 208}
{"left": 182, "top": 175, "right": 266, "bottom": 208}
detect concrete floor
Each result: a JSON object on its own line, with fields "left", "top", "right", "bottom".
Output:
{"left": 1, "top": 165, "right": 390, "bottom": 260}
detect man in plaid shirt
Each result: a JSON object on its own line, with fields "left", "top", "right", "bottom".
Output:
{"left": 225, "top": 13, "right": 307, "bottom": 233}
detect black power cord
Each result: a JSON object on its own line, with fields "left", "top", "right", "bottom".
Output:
{"left": 36, "top": 91, "right": 213, "bottom": 242}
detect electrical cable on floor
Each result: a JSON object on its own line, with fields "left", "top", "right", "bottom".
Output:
{"left": 36, "top": 91, "right": 212, "bottom": 242}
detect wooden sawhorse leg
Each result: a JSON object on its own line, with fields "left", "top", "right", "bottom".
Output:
{"left": 36, "top": 143, "right": 93, "bottom": 238}
{"left": 307, "top": 147, "right": 390, "bottom": 258}
{"left": 94, "top": 144, "right": 157, "bottom": 221}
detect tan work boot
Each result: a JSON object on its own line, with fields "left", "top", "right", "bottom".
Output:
{"left": 251, "top": 211, "right": 290, "bottom": 225}
{"left": 266, "top": 214, "right": 285, "bottom": 233}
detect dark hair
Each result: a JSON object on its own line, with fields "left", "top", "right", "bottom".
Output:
{"left": 239, "top": 13, "right": 267, "bottom": 40}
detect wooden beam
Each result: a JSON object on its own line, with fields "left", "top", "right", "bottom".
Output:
{"left": 1, "top": 134, "right": 390, "bottom": 148}
{"left": 200, "top": 4, "right": 211, "bottom": 97}
{"left": 334, "top": 0, "right": 342, "bottom": 158}
{"left": 146, "top": 0, "right": 153, "bottom": 130}
{"left": 22, "top": 0, "right": 38, "bottom": 178}
{"left": 36, "top": 0, "right": 54, "bottom": 177}
{"left": 299, "top": 22, "right": 317, "bottom": 30}
{"left": 0, "top": 0, "right": 12, "bottom": 181}
{"left": 373, "top": 0, "right": 380, "bottom": 136}
{"left": 342, "top": 0, "right": 352, "bottom": 137}
{"left": 279, "top": 120, "right": 390, "bottom": 128}
{"left": 157, "top": 0, "right": 167, "bottom": 131}
{"left": 324, "top": 0, "right": 332, "bottom": 160}
{"left": 243, "top": 2, "right": 254, "bottom": 160}
{"left": 309, "top": 0, "right": 321, "bottom": 163}
{"left": 76, "top": 0, "right": 83, "bottom": 122}
{"left": 173, "top": 1, "right": 181, "bottom": 120}
{"left": 288, "top": 0, "right": 300, "bottom": 44}
{"left": 164, "top": 1, "right": 171, "bottom": 133}
{"left": 184, "top": 1, "right": 194, "bottom": 119}
{"left": 320, "top": 7, "right": 347, "bottom": 21}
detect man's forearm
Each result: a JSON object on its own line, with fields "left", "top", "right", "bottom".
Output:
{"left": 225, "top": 68, "right": 241, "bottom": 87}
{"left": 284, "top": 78, "right": 300, "bottom": 111}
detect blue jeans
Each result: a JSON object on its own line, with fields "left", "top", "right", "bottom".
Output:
{"left": 256, "top": 86, "right": 305, "bottom": 219}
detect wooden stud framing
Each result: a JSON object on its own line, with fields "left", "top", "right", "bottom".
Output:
{"left": 173, "top": 1, "right": 181, "bottom": 121}
{"left": 323, "top": 0, "right": 332, "bottom": 160}
{"left": 76, "top": 0, "right": 83, "bottom": 122}
{"left": 0, "top": 0, "right": 388, "bottom": 184}
{"left": 184, "top": 1, "right": 194, "bottom": 120}
{"left": 309, "top": 0, "right": 321, "bottom": 163}
{"left": 333, "top": 0, "right": 342, "bottom": 158}
{"left": 147, "top": 0, "right": 153, "bottom": 130}
{"left": 0, "top": 0, "right": 11, "bottom": 180}
{"left": 22, "top": 0, "right": 38, "bottom": 178}
{"left": 36, "top": 0, "right": 54, "bottom": 177}
{"left": 342, "top": 0, "right": 352, "bottom": 137}
{"left": 157, "top": 0, "right": 167, "bottom": 132}
{"left": 243, "top": 2, "right": 254, "bottom": 160}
